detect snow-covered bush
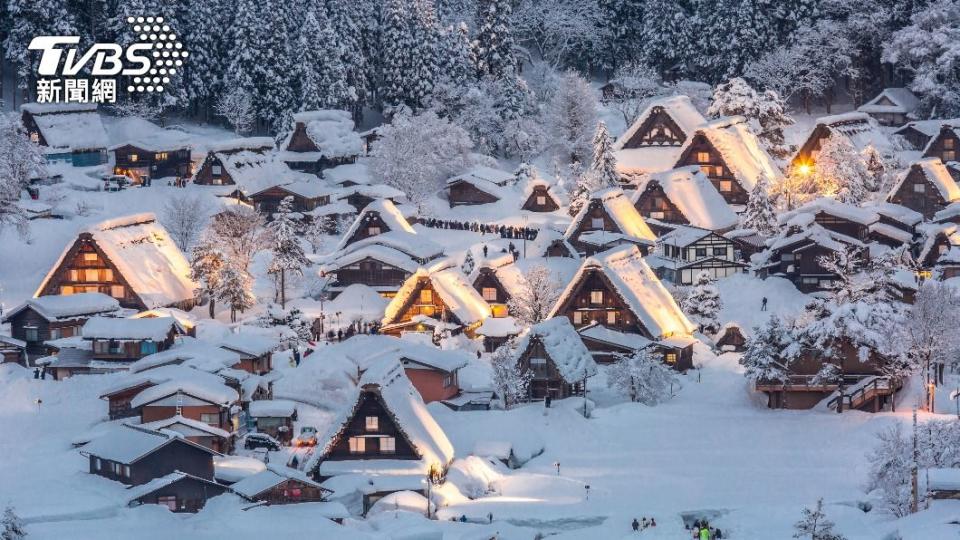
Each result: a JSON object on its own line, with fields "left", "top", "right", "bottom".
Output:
{"left": 741, "top": 315, "right": 794, "bottom": 385}
{"left": 2, "top": 505, "right": 26, "bottom": 540}
{"left": 792, "top": 498, "right": 846, "bottom": 540}
{"left": 608, "top": 348, "right": 679, "bottom": 405}
{"left": 267, "top": 197, "right": 309, "bottom": 308}
{"left": 0, "top": 113, "right": 46, "bottom": 235}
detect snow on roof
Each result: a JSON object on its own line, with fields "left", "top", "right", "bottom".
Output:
{"left": 565, "top": 187, "right": 657, "bottom": 243}
{"left": 463, "top": 166, "right": 516, "bottom": 186}
{"left": 324, "top": 162, "right": 373, "bottom": 185}
{"left": 926, "top": 468, "right": 960, "bottom": 491}
{"left": 141, "top": 414, "right": 232, "bottom": 439}
{"left": 82, "top": 316, "right": 179, "bottom": 341}
{"left": 215, "top": 152, "right": 314, "bottom": 194}
{"left": 889, "top": 158, "right": 960, "bottom": 203}
{"left": 335, "top": 199, "right": 416, "bottom": 251}
{"left": 109, "top": 128, "right": 193, "bottom": 152}
{"left": 309, "top": 360, "right": 455, "bottom": 476}
{"left": 615, "top": 95, "right": 706, "bottom": 152}
{"left": 858, "top": 88, "right": 919, "bottom": 114}
{"left": 636, "top": 166, "right": 738, "bottom": 230}
{"left": 935, "top": 202, "right": 960, "bottom": 223}
{"left": 815, "top": 112, "right": 893, "bottom": 154}
{"left": 321, "top": 244, "right": 421, "bottom": 275}
{"left": 80, "top": 424, "right": 216, "bottom": 463}
{"left": 475, "top": 316, "right": 521, "bottom": 338}
{"left": 551, "top": 245, "right": 696, "bottom": 339}
{"left": 2, "top": 293, "right": 119, "bottom": 323}
{"left": 869, "top": 222, "right": 913, "bottom": 244}
{"left": 769, "top": 224, "right": 865, "bottom": 253}
{"left": 691, "top": 116, "right": 781, "bottom": 190}
{"left": 130, "top": 376, "right": 239, "bottom": 409}
{"left": 22, "top": 102, "right": 98, "bottom": 114}
{"left": 231, "top": 465, "right": 327, "bottom": 500}
{"left": 383, "top": 343, "right": 472, "bottom": 374}
{"left": 205, "top": 137, "right": 274, "bottom": 154}
{"left": 657, "top": 225, "right": 713, "bottom": 247}
{"left": 516, "top": 317, "right": 597, "bottom": 383}
{"left": 780, "top": 198, "right": 880, "bottom": 226}
{"left": 100, "top": 363, "right": 227, "bottom": 398}
{"left": 250, "top": 179, "right": 334, "bottom": 200}
{"left": 286, "top": 109, "right": 363, "bottom": 159}
{"left": 445, "top": 172, "right": 508, "bottom": 201}
{"left": 248, "top": 399, "right": 297, "bottom": 418}
{"left": 383, "top": 267, "right": 491, "bottom": 327}
{"left": 36, "top": 213, "right": 197, "bottom": 309}
{"left": 214, "top": 455, "right": 266, "bottom": 483}
{"left": 31, "top": 110, "right": 109, "bottom": 151}
{"left": 129, "top": 339, "right": 243, "bottom": 373}
{"left": 896, "top": 119, "right": 960, "bottom": 137}
{"left": 335, "top": 183, "right": 405, "bottom": 201}
{"left": 866, "top": 202, "right": 924, "bottom": 226}
{"left": 337, "top": 230, "right": 444, "bottom": 263}
{"left": 578, "top": 323, "right": 653, "bottom": 350}
{"left": 219, "top": 333, "right": 278, "bottom": 358}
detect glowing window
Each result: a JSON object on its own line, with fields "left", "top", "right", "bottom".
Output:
{"left": 606, "top": 311, "right": 617, "bottom": 324}
{"left": 914, "top": 183, "right": 926, "bottom": 193}
{"left": 697, "top": 152, "right": 710, "bottom": 163}
{"left": 419, "top": 289, "right": 433, "bottom": 303}
{"left": 365, "top": 416, "right": 379, "bottom": 431}
{"left": 155, "top": 152, "right": 168, "bottom": 161}
{"left": 380, "top": 437, "right": 396, "bottom": 454}
{"left": 83, "top": 252, "right": 98, "bottom": 262}
{"left": 573, "top": 311, "right": 583, "bottom": 324}
{"left": 110, "top": 285, "right": 125, "bottom": 298}
{"left": 368, "top": 226, "right": 381, "bottom": 235}
{"left": 536, "top": 196, "right": 546, "bottom": 205}
{"left": 84, "top": 269, "right": 100, "bottom": 282}
{"left": 719, "top": 180, "right": 733, "bottom": 192}
{"left": 349, "top": 437, "right": 366, "bottom": 454}
{"left": 482, "top": 287, "right": 498, "bottom": 301}
{"left": 665, "top": 353, "right": 677, "bottom": 364}
{"left": 129, "top": 154, "right": 139, "bottom": 163}
{"left": 590, "top": 290, "right": 603, "bottom": 304}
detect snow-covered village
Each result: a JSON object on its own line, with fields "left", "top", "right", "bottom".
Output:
{"left": 2, "top": 1, "right": 960, "bottom": 539}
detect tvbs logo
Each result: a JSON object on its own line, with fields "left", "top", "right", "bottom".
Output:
{"left": 29, "top": 16, "right": 188, "bottom": 103}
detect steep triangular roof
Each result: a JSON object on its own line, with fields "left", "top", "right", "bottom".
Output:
{"left": 634, "top": 166, "right": 738, "bottom": 230}
{"left": 615, "top": 95, "right": 706, "bottom": 151}
{"left": 614, "top": 96, "right": 707, "bottom": 174}
{"left": 888, "top": 158, "right": 960, "bottom": 203}
{"left": 679, "top": 116, "right": 782, "bottom": 191}
{"left": 565, "top": 187, "right": 657, "bottom": 243}
{"left": 335, "top": 199, "right": 416, "bottom": 251}
{"left": 382, "top": 265, "right": 491, "bottom": 327}
{"left": 515, "top": 317, "right": 597, "bottom": 383}
{"left": 858, "top": 88, "right": 919, "bottom": 115}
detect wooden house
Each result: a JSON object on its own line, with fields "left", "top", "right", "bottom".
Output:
{"left": 380, "top": 266, "right": 491, "bottom": 337}
{"left": 791, "top": 112, "right": 893, "bottom": 172}
{"left": 367, "top": 343, "right": 471, "bottom": 403}
{"left": 131, "top": 378, "right": 240, "bottom": 452}
{"left": 856, "top": 88, "right": 919, "bottom": 126}
{"left": 723, "top": 228, "right": 767, "bottom": 264}
{"left": 564, "top": 187, "right": 657, "bottom": 256}
{"left": 80, "top": 425, "right": 218, "bottom": 486}
{"left": 468, "top": 252, "right": 525, "bottom": 318}
{"left": 868, "top": 202, "right": 922, "bottom": 247}
{"left": 83, "top": 317, "right": 182, "bottom": 362}
{"left": 475, "top": 316, "right": 521, "bottom": 353}
{"left": 887, "top": 158, "right": 960, "bottom": 219}
{"left": 278, "top": 110, "right": 362, "bottom": 175}
{"left": 335, "top": 199, "right": 417, "bottom": 251}
{"left": 520, "top": 179, "right": 561, "bottom": 212}
{"left": 922, "top": 124, "right": 960, "bottom": 164}
{"left": 895, "top": 120, "right": 959, "bottom": 151}
{"left": 249, "top": 181, "right": 335, "bottom": 217}
{"left": 674, "top": 116, "right": 781, "bottom": 207}
{"left": 514, "top": 317, "right": 597, "bottom": 400}
{"left": 192, "top": 137, "right": 274, "bottom": 186}
{"left": 306, "top": 361, "right": 454, "bottom": 483}
{"left": 445, "top": 166, "right": 513, "bottom": 207}
{"left": 20, "top": 102, "right": 108, "bottom": 166}
{"left": 248, "top": 400, "right": 298, "bottom": 443}
{"left": 614, "top": 95, "right": 706, "bottom": 175}
{"left": 231, "top": 466, "right": 331, "bottom": 505}
{"left": 0, "top": 336, "right": 27, "bottom": 365}
{"left": 914, "top": 224, "right": 960, "bottom": 275}
{"left": 1, "top": 293, "right": 119, "bottom": 357}
{"left": 34, "top": 213, "right": 198, "bottom": 311}
{"left": 631, "top": 166, "right": 738, "bottom": 233}
{"left": 713, "top": 322, "right": 748, "bottom": 352}
{"left": 648, "top": 225, "right": 745, "bottom": 285}
{"left": 219, "top": 333, "right": 277, "bottom": 375}
{"left": 126, "top": 471, "right": 229, "bottom": 513}
{"left": 110, "top": 132, "right": 193, "bottom": 184}
{"left": 759, "top": 224, "right": 868, "bottom": 292}
{"left": 334, "top": 183, "right": 406, "bottom": 213}
{"left": 320, "top": 245, "right": 421, "bottom": 299}
{"left": 98, "top": 361, "right": 239, "bottom": 420}
{"left": 548, "top": 245, "right": 697, "bottom": 368}
{"left": 141, "top": 415, "right": 234, "bottom": 453}
{"left": 530, "top": 229, "right": 579, "bottom": 259}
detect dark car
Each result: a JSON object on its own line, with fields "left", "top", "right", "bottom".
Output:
{"left": 244, "top": 432, "right": 281, "bottom": 451}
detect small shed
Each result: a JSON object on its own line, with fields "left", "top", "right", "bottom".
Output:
{"left": 231, "top": 465, "right": 331, "bottom": 504}
{"left": 248, "top": 399, "right": 298, "bottom": 443}
{"left": 126, "top": 471, "right": 229, "bottom": 513}
{"left": 713, "top": 322, "right": 748, "bottom": 352}
{"left": 857, "top": 88, "right": 919, "bottom": 127}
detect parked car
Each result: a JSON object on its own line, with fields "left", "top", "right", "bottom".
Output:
{"left": 293, "top": 426, "right": 318, "bottom": 447}
{"left": 243, "top": 432, "right": 281, "bottom": 451}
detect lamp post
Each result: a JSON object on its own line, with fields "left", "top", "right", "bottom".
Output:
{"left": 554, "top": 461, "right": 560, "bottom": 476}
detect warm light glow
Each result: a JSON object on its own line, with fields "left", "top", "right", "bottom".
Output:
{"left": 797, "top": 163, "right": 812, "bottom": 176}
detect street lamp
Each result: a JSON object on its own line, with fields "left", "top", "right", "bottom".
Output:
{"left": 554, "top": 461, "right": 560, "bottom": 476}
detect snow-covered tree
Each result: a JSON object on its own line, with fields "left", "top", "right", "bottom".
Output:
{"left": 792, "top": 498, "right": 846, "bottom": 540}
{"left": 217, "top": 262, "right": 256, "bottom": 323}
{"left": 473, "top": 0, "right": 515, "bottom": 78}
{"left": 862, "top": 145, "right": 893, "bottom": 198}
{"left": 208, "top": 205, "right": 268, "bottom": 276}
{"left": 866, "top": 423, "right": 915, "bottom": 517}
{"left": 883, "top": 1, "right": 960, "bottom": 117}
{"left": 461, "top": 251, "right": 476, "bottom": 275}
{"left": 181, "top": 0, "right": 224, "bottom": 114}
{"left": 215, "top": 86, "right": 255, "bottom": 135}
{"left": 161, "top": 194, "right": 210, "bottom": 251}
{"left": 639, "top": 0, "right": 690, "bottom": 76}
{"left": 4, "top": 0, "right": 78, "bottom": 97}
{"left": 372, "top": 109, "right": 474, "bottom": 211}
{"left": 741, "top": 315, "right": 794, "bottom": 385}
{"left": 511, "top": 0, "right": 599, "bottom": 69}
{"left": 566, "top": 161, "right": 597, "bottom": 217}
{"left": 190, "top": 234, "right": 225, "bottom": 319}
{"left": 757, "top": 90, "right": 795, "bottom": 159}
{"left": 1, "top": 505, "right": 26, "bottom": 540}
{"left": 813, "top": 134, "right": 873, "bottom": 204}
{"left": 454, "top": 74, "right": 543, "bottom": 159}
{"left": 490, "top": 339, "right": 531, "bottom": 409}
{"left": 507, "top": 265, "right": 563, "bottom": 326}
{"left": 895, "top": 281, "right": 960, "bottom": 396}
{"left": 0, "top": 113, "right": 45, "bottom": 234}
{"left": 380, "top": 0, "right": 416, "bottom": 109}
{"left": 255, "top": 304, "right": 312, "bottom": 349}
{"left": 268, "top": 196, "right": 309, "bottom": 309}
{"left": 681, "top": 271, "right": 722, "bottom": 335}
{"left": 590, "top": 122, "right": 620, "bottom": 188}
{"left": 609, "top": 347, "right": 679, "bottom": 405}
{"left": 707, "top": 77, "right": 761, "bottom": 119}
{"left": 545, "top": 71, "right": 598, "bottom": 163}
{"left": 409, "top": 0, "right": 441, "bottom": 109}
{"left": 302, "top": 216, "right": 333, "bottom": 255}
{"left": 741, "top": 174, "right": 779, "bottom": 237}
{"left": 707, "top": 78, "right": 794, "bottom": 158}
{"left": 607, "top": 61, "right": 667, "bottom": 124}
{"left": 294, "top": 9, "right": 353, "bottom": 112}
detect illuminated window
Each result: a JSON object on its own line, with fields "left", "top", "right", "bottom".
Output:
{"left": 104, "top": 269, "right": 113, "bottom": 281}
{"left": 651, "top": 211, "right": 665, "bottom": 220}
{"left": 84, "top": 269, "right": 100, "bottom": 282}
{"left": 365, "top": 416, "right": 379, "bottom": 431}
{"left": 573, "top": 311, "right": 583, "bottom": 324}
{"left": 482, "top": 287, "right": 498, "bottom": 301}
{"left": 30, "top": 132, "right": 39, "bottom": 143}
{"left": 945, "top": 138, "right": 955, "bottom": 149}
{"left": 536, "top": 196, "right": 546, "bottom": 205}
{"left": 714, "top": 166, "right": 724, "bottom": 176}
{"left": 590, "top": 290, "right": 603, "bottom": 304}
{"left": 591, "top": 217, "right": 604, "bottom": 229}
{"left": 83, "top": 252, "right": 98, "bottom": 262}
{"left": 60, "top": 285, "right": 75, "bottom": 295}
{"left": 158, "top": 496, "right": 177, "bottom": 511}
{"left": 366, "top": 227, "right": 381, "bottom": 236}
{"left": 129, "top": 154, "right": 139, "bottom": 163}
{"left": 155, "top": 152, "right": 168, "bottom": 161}
{"left": 914, "top": 183, "right": 926, "bottom": 193}
{"left": 349, "top": 436, "right": 366, "bottom": 454}
{"left": 719, "top": 180, "right": 733, "bottom": 192}
{"left": 606, "top": 311, "right": 617, "bottom": 324}
{"left": 111, "top": 285, "right": 125, "bottom": 298}
{"left": 665, "top": 353, "right": 677, "bottom": 364}
{"left": 699, "top": 165, "right": 712, "bottom": 176}
{"left": 419, "top": 289, "right": 433, "bottom": 303}
{"left": 697, "top": 151, "right": 710, "bottom": 163}
{"left": 68, "top": 269, "right": 79, "bottom": 281}
{"left": 380, "top": 436, "right": 396, "bottom": 453}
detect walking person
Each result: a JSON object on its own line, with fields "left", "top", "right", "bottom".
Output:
{"left": 632, "top": 518, "right": 639, "bottom": 532}
{"left": 761, "top": 297, "right": 768, "bottom": 311}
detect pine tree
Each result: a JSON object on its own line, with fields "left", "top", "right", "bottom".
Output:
{"left": 268, "top": 196, "right": 309, "bottom": 309}
{"left": 639, "top": 0, "right": 689, "bottom": 76}
{"left": 609, "top": 347, "right": 679, "bottom": 404}
{"left": 438, "top": 23, "right": 475, "bottom": 89}
{"left": 741, "top": 315, "right": 794, "bottom": 384}
{"left": 596, "top": 0, "right": 644, "bottom": 71}
{"left": 707, "top": 77, "right": 761, "bottom": 119}
{"left": 741, "top": 174, "right": 779, "bottom": 237}
{"left": 410, "top": 0, "right": 441, "bottom": 109}
{"left": 546, "top": 71, "right": 598, "bottom": 164}
{"left": 380, "top": 0, "right": 414, "bottom": 108}
{"left": 590, "top": 122, "right": 621, "bottom": 188}
{"left": 792, "top": 499, "right": 846, "bottom": 540}
{"left": 181, "top": 0, "right": 224, "bottom": 116}
{"left": 1, "top": 505, "right": 26, "bottom": 540}
{"left": 813, "top": 134, "right": 873, "bottom": 204}
{"left": 190, "top": 235, "right": 225, "bottom": 319}
{"left": 327, "top": 0, "right": 369, "bottom": 113}
{"left": 261, "top": 1, "right": 298, "bottom": 132}
{"left": 757, "top": 90, "right": 795, "bottom": 159}
{"left": 861, "top": 145, "right": 889, "bottom": 195}
{"left": 5, "top": 0, "right": 79, "bottom": 96}
{"left": 681, "top": 271, "right": 722, "bottom": 335}
{"left": 294, "top": 8, "right": 353, "bottom": 111}
{"left": 567, "top": 161, "right": 597, "bottom": 217}
{"left": 473, "top": 0, "right": 515, "bottom": 78}
{"left": 217, "top": 262, "right": 256, "bottom": 323}
{"left": 224, "top": 0, "right": 270, "bottom": 126}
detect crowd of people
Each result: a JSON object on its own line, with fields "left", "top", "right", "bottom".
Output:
{"left": 418, "top": 218, "right": 538, "bottom": 241}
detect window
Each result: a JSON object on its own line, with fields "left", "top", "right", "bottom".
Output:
{"left": 140, "top": 341, "right": 158, "bottom": 355}
{"left": 573, "top": 311, "right": 583, "bottom": 324}
{"left": 536, "top": 196, "right": 546, "bottom": 205}
{"left": 802, "top": 277, "right": 818, "bottom": 284}
{"left": 158, "top": 496, "right": 177, "bottom": 511}
{"left": 103, "top": 269, "right": 113, "bottom": 281}
{"left": 155, "top": 152, "right": 168, "bottom": 161}
{"left": 380, "top": 437, "right": 396, "bottom": 454}
{"left": 695, "top": 248, "right": 707, "bottom": 258}
{"left": 665, "top": 353, "right": 677, "bottom": 364}
{"left": 123, "top": 465, "right": 131, "bottom": 477}
{"left": 482, "top": 287, "right": 498, "bottom": 301}
{"left": 443, "top": 375, "right": 452, "bottom": 387}
{"left": 945, "top": 138, "right": 955, "bottom": 149}
{"left": 650, "top": 211, "right": 665, "bottom": 220}
{"left": 419, "top": 289, "right": 433, "bottom": 303}
{"left": 200, "top": 413, "right": 219, "bottom": 426}
{"left": 95, "top": 458, "right": 102, "bottom": 471}
{"left": 697, "top": 151, "right": 710, "bottom": 163}
{"left": 30, "top": 131, "right": 39, "bottom": 143}
{"left": 83, "top": 252, "right": 98, "bottom": 262}
{"left": 699, "top": 165, "right": 711, "bottom": 176}
{"left": 606, "top": 311, "right": 617, "bottom": 324}
{"left": 713, "top": 247, "right": 726, "bottom": 257}
{"left": 212, "top": 165, "right": 222, "bottom": 176}
{"left": 365, "top": 416, "right": 379, "bottom": 431}
{"left": 23, "top": 327, "right": 39, "bottom": 342}
{"left": 50, "top": 328, "right": 62, "bottom": 340}
{"left": 68, "top": 269, "right": 79, "bottom": 281}
{"left": 714, "top": 166, "right": 724, "bottom": 177}
{"left": 781, "top": 253, "right": 794, "bottom": 262}
{"left": 367, "top": 226, "right": 381, "bottom": 235}
{"left": 129, "top": 154, "right": 139, "bottom": 163}
{"left": 914, "top": 183, "right": 926, "bottom": 193}
{"left": 719, "top": 180, "right": 733, "bottom": 192}
{"left": 111, "top": 285, "right": 125, "bottom": 298}
{"left": 114, "top": 463, "right": 123, "bottom": 474}
{"left": 349, "top": 436, "right": 366, "bottom": 454}
{"left": 590, "top": 290, "right": 603, "bottom": 305}
{"left": 590, "top": 217, "right": 604, "bottom": 229}
{"left": 945, "top": 150, "right": 956, "bottom": 162}
{"left": 84, "top": 268, "right": 100, "bottom": 282}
